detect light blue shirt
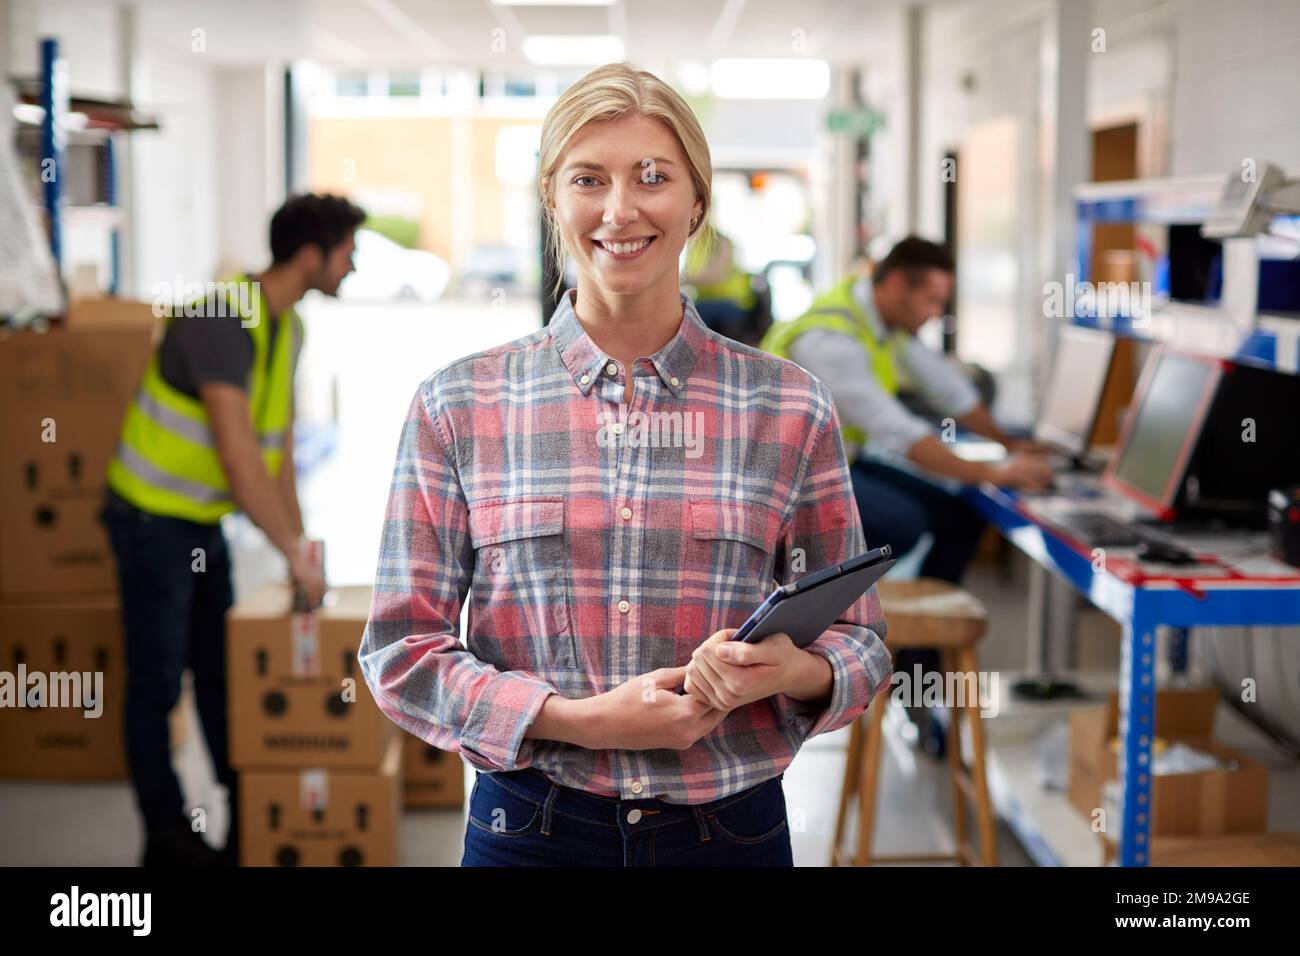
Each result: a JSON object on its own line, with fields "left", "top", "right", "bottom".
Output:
{"left": 786, "top": 277, "right": 979, "bottom": 462}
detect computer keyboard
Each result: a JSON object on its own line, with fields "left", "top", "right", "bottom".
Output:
{"left": 1050, "top": 511, "right": 1145, "bottom": 547}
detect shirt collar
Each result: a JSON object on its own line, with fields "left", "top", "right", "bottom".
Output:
{"left": 548, "top": 288, "right": 703, "bottom": 398}
{"left": 851, "top": 275, "right": 887, "bottom": 341}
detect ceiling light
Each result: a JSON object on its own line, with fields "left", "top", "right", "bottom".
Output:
{"left": 710, "top": 58, "right": 830, "bottom": 99}
{"left": 522, "top": 34, "right": 624, "bottom": 66}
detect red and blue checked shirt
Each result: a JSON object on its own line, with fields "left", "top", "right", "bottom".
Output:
{"left": 359, "top": 289, "right": 892, "bottom": 804}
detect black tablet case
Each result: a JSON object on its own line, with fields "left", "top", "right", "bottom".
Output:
{"left": 737, "top": 557, "right": 896, "bottom": 647}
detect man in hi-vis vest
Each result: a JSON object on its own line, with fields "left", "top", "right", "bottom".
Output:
{"left": 102, "top": 194, "right": 365, "bottom": 866}
{"left": 763, "top": 236, "right": 1053, "bottom": 586}
{"left": 763, "top": 237, "right": 1052, "bottom": 757}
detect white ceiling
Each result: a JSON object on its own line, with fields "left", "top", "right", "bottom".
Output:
{"left": 129, "top": 0, "right": 908, "bottom": 68}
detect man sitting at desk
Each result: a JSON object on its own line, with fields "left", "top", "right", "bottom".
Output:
{"left": 763, "top": 236, "right": 1053, "bottom": 583}
{"left": 764, "top": 238, "right": 1054, "bottom": 754}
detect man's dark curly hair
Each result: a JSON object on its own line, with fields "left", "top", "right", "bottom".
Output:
{"left": 270, "top": 193, "right": 367, "bottom": 264}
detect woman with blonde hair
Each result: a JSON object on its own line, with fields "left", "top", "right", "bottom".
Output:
{"left": 359, "top": 62, "right": 892, "bottom": 867}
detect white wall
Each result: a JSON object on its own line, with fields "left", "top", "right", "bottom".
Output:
{"left": 7, "top": 0, "right": 124, "bottom": 98}
{"left": 128, "top": 41, "right": 221, "bottom": 298}
{"left": 1168, "top": 0, "right": 1300, "bottom": 176}
{"left": 214, "top": 66, "right": 286, "bottom": 278}
{"left": 914, "top": 0, "right": 1049, "bottom": 426}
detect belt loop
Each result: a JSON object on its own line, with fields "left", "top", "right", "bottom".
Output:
{"left": 693, "top": 804, "right": 710, "bottom": 843}
{"left": 540, "top": 783, "right": 560, "bottom": 836}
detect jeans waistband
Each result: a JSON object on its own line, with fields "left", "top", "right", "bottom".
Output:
{"left": 481, "top": 767, "right": 783, "bottom": 833}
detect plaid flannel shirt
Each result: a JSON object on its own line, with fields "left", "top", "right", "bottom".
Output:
{"left": 359, "top": 289, "right": 892, "bottom": 803}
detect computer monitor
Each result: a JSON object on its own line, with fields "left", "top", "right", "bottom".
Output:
{"left": 1034, "top": 325, "right": 1116, "bottom": 457}
{"left": 1104, "top": 347, "right": 1224, "bottom": 520}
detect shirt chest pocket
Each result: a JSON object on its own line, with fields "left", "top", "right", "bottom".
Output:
{"left": 687, "top": 499, "right": 783, "bottom": 634}
{"left": 466, "top": 496, "right": 577, "bottom": 673}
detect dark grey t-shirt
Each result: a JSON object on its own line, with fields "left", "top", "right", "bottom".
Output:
{"left": 157, "top": 294, "right": 299, "bottom": 398}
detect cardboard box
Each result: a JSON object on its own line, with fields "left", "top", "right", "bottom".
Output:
{"left": 228, "top": 585, "right": 395, "bottom": 771}
{"left": 63, "top": 298, "right": 162, "bottom": 333}
{"left": 0, "top": 327, "right": 153, "bottom": 596}
{"left": 1142, "top": 832, "right": 1300, "bottom": 867}
{"left": 0, "top": 595, "right": 190, "bottom": 779}
{"left": 0, "top": 594, "right": 125, "bottom": 778}
{"left": 402, "top": 732, "right": 465, "bottom": 809}
{"left": 239, "top": 735, "right": 401, "bottom": 867}
{"left": 1070, "top": 687, "right": 1269, "bottom": 839}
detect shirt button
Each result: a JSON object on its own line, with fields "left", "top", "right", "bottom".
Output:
{"left": 610, "top": 422, "right": 624, "bottom": 435}
{"left": 630, "top": 779, "right": 644, "bottom": 794}
{"left": 617, "top": 600, "right": 630, "bottom": 613}
{"left": 670, "top": 376, "right": 680, "bottom": 387}
{"left": 620, "top": 507, "right": 633, "bottom": 520}
{"left": 606, "top": 362, "right": 618, "bottom": 376}
{"left": 579, "top": 373, "right": 590, "bottom": 385}
{"left": 627, "top": 808, "right": 642, "bottom": 824}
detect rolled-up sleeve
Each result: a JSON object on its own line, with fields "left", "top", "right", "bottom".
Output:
{"left": 358, "top": 379, "right": 557, "bottom": 772}
{"left": 768, "top": 381, "right": 893, "bottom": 741}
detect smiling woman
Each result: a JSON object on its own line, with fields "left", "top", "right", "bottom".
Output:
{"left": 358, "top": 62, "right": 893, "bottom": 869}
{"left": 537, "top": 63, "right": 713, "bottom": 305}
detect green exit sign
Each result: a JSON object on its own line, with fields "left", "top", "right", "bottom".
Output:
{"left": 825, "top": 107, "right": 885, "bottom": 138}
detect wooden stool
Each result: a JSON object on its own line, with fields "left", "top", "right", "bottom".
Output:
{"left": 831, "top": 578, "right": 999, "bottom": 867}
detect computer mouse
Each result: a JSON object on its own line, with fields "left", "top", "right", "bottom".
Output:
{"left": 1135, "top": 540, "right": 1198, "bottom": 565}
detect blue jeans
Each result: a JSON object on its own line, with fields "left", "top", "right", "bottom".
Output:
{"left": 100, "top": 489, "right": 238, "bottom": 844}
{"left": 461, "top": 767, "right": 794, "bottom": 867}
{"left": 849, "top": 457, "right": 986, "bottom": 585}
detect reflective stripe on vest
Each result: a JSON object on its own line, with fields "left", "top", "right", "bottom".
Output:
{"left": 759, "top": 275, "right": 908, "bottom": 450}
{"left": 106, "top": 273, "right": 298, "bottom": 524}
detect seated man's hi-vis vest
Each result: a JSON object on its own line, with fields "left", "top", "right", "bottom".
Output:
{"left": 106, "top": 274, "right": 299, "bottom": 525}
{"left": 759, "top": 275, "right": 910, "bottom": 451}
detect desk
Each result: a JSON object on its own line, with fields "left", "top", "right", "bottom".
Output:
{"left": 963, "top": 481, "right": 1300, "bottom": 866}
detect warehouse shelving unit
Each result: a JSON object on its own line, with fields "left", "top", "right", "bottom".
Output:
{"left": 12, "top": 37, "right": 157, "bottom": 300}
{"left": 1071, "top": 175, "right": 1300, "bottom": 374}
{"left": 963, "top": 477, "right": 1300, "bottom": 866}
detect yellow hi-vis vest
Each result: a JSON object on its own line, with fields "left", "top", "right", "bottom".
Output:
{"left": 106, "top": 274, "right": 299, "bottom": 524}
{"left": 759, "top": 275, "right": 909, "bottom": 451}
{"left": 684, "top": 242, "right": 757, "bottom": 311}
{"left": 692, "top": 267, "right": 757, "bottom": 311}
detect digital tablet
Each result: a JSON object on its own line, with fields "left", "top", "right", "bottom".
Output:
{"left": 730, "top": 545, "right": 895, "bottom": 648}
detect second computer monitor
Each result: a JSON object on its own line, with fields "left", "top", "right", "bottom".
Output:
{"left": 1104, "top": 347, "right": 1224, "bottom": 520}
{"left": 1034, "top": 325, "right": 1116, "bottom": 457}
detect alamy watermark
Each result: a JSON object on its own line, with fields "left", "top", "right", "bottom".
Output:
{"left": 151, "top": 276, "right": 260, "bottom": 328}
{"left": 1043, "top": 272, "right": 1152, "bottom": 327}
{"left": 595, "top": 406, "right": 705, "bottom": 459}
{"left": 890, "top": 663, "right": 999, "bottom": 718}
{"left": 0, "top": 665, "right": 103, "bottom": 718}
{"left": 50, "top": 885, "right": 150, "bottom": 935}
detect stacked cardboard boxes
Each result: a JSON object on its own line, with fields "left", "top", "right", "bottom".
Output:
{"left": 1068, "top": 687, "right": 1271, "bottom": 864}
{"left": 228, "top": 584, "right": 402, "bottom": 866}
{"left": 0, "top": 317, "right": 155, "bottom": 596}
{"left": 0, "top": 307, "right": 190, "bottom": 780}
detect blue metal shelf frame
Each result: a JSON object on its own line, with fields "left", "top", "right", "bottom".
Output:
{"left": 40, "top": 38, "right": 66, "bottom": 271}
{"left": 965, "top": 482, "right": 1300, "bottom": 866}
{"left": 1072, "top": 179, "right": 1299, "bottom": 375}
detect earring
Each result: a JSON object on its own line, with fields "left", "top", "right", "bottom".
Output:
{"left": 689, "top": 216, "right": 698, "bottom": 231}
